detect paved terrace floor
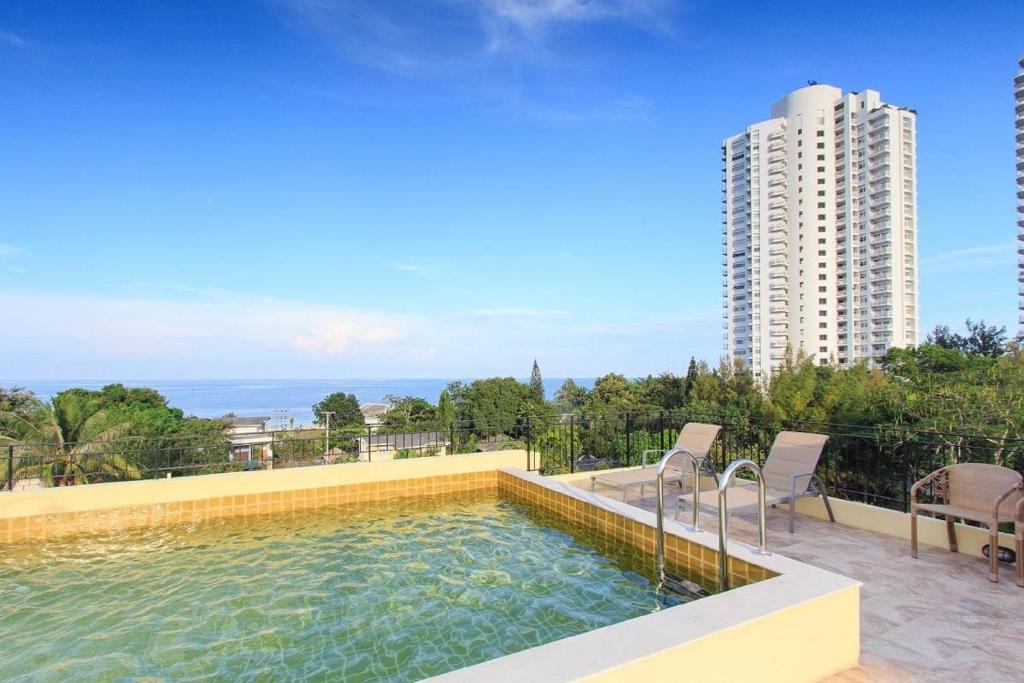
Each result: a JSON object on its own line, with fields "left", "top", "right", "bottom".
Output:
{"left": 577, "top": 481, "right": 1024, "bottom": 683}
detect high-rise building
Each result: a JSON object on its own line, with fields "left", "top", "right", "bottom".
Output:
{"left": 1016, "top": 56, "right": 1024, "bottom": 324}
{"left": 722, "top": 84, "right": 918, "bottom": 379}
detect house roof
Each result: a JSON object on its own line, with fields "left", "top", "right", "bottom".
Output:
{"left": 228, "top": 416, "right": 271, "bottom": 426}
{"left": 360, "top": 403, "right": 389, "bottom": 417}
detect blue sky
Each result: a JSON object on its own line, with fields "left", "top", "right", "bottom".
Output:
{"left": 0, "top": 1, "right": 1022, "bottom": 379}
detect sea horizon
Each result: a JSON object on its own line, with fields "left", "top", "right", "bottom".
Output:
{"left": 3, "top": 378, "right": 597, "bottom": 426}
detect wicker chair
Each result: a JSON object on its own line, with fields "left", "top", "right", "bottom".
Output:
{"left": 1016, "top": 496, "right": 1024, "bottom": 588}
{"left": 910, "top": 463, "right": 1023, "bottom": 583}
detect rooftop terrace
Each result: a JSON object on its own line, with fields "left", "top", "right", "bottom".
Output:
{"left": 570, "top": 474, "right": 1024, "bottom": 682}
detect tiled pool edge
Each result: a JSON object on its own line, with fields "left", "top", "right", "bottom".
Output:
{"left": 498, "top": 469, "right": 773, "bottom": 589}
{"left": 432, "top": 468, "right": 862, "bottom": 683}
{"left": 0, "top": 451, "right": 525, "bottom": 542}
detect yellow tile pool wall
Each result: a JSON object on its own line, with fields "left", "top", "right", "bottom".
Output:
{"left": 497, "top": 470, "right": 775, "bottom": 589}
{"left": 0, "top": 450, "right": 528, "bottom": 542}
{"left": 793, "top": 494, "right": 1016, "bottom": 558}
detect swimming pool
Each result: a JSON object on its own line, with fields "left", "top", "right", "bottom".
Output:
{"left": 0, "top": 491, "right": 706, "bottom": 682}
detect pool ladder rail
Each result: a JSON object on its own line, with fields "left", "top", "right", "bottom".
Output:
{"left": 655, "top": 451, "right": 769, "bottom": 593}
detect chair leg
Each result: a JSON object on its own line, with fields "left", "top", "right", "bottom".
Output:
{"left": 946, "top": 516, "right": 958, "bottom": 553}
{"left": 910, "top": 509, "right": 918, "bottom": 559}
{"left": 989, "top": 526, "right": 999, "bottom": 583}
{"left": 820, "top": 492, "right": 836, "bottom": 523}
{"left": 788, "top": 499, "right": 796, "bottom": 534}
{"left": 1016, "top": 522, "right": 1023, "bottom": 588}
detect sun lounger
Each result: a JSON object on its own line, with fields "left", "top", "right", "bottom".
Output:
{"left": 679, "top": 430, "right": 833, "bottom": 533}
{"left": 590, "top": 423, "right": 721, "bottom": 501}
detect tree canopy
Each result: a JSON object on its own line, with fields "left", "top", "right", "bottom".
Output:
{"left": 380, "top": 395, "right": 436, "bottom": 429}
{"left": 529, "top": 360, "right": 544, "bottom": 403}
{"left": 312, "top": 392, "right": 363, "bottom": 428}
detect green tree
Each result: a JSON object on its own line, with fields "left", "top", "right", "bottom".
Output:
{"left": 451, "top": 377, "right": 531, "bottom": 436}
{"left": 553, "top": 378, "right": 588, "bottom": 412}
{"left": 380, "top": 395, "right": 437, "bottom": 429}
{"left": 0, "top": 387, "right": 38, "bottom": 416}
{"left": 0, "top": 390, "right": 140, "bottom": 486}
{"left": 927, "top": 319, "right": 1010, "bottom": 358}
{"left": 436, "top": 389, "right": 456, "bottom": 429}
{"left": 585, "top": 373, "right": 636, "bottom": 414}
{"left": 312, "top": 392, "right": 363, "bottom": 428}
{"left": 636, "top": 371, "right": 686, "bottom": 411}
{"left": 684, "top": 357, "right": 700, "bottom": 400}
{"left": 529, "top": 359, "right": 545, "bottom": 403}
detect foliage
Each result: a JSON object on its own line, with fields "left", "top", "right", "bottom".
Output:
{"left": 312, "top": 392, "right": 363, "bottom": 428}
{"left": 448, "top": 377, "right": 532, "bottom": 436}
{"left": 0, "top": 384, "right": 229, "bottom": 486}
{"left": 380, "top": 395, "right": 436, "bottom": 429}
{"left": 533, "top": 425, "right": 582, "bottom": 474}
{"left": 436, "top": 389, "right": 456, "bottom": 429}
{"left": 927, "top": 319, "right": 1013, "bottom": 358}
{"left": 529, "top": 359, "right": 544, "bottom": 403}
{"left": 394, "top": 447, "right": 440, "bottom": 460}
{"left": 553, "top": 378, "right": 588, "bottom": 412}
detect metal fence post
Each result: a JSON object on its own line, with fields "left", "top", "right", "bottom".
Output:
{"left": 6, "top": 446, "right": 13, "bottom": 492}
{"left": 569, "top": 414, "right": 575, "bottom": 474}
{"left": 900, "top": 439, "right": 910, "bottom": 513}
{"left": 625, "top": 412, "right": 632, "bottom": 467}
{"left": 524, "top": 416, "right": 532, "bottom": 470}
{"left": 659, "top": 411, "right": 665, "bottom": 452}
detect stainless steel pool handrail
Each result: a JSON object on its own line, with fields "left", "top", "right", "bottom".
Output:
{"left": 655, "top": 447, "right": 702, "bottom": 584}
{"left": 717, "top": 459, "right": 769, "bottom": 592}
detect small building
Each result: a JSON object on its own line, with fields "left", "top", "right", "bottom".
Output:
{"left": 355, "top": 432, "right": 449, "bottom": 462}
{"left": 360, "top": 403, "right": 389, "bottom": 430}
{"left": 228, "top": 416, "right": 273, "bottom": 464}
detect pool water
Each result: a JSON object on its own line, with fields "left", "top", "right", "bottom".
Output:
{"left": 0, "top": 493, "right": 702, "bottom": 682}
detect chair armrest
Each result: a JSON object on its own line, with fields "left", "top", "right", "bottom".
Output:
{"left": 992, "top": 481, "right": 1024, "bottom": 519}
{"left": 641, "top": 449, "right": 663, "bottom": 468}
{"left": 790, "top": 472, "right": 815, "bottom": 498}
{"left": 910, "top": 466, "right": 950, "bottom": 503}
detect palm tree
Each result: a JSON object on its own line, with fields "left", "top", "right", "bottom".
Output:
{"left": 0, "top": 392, "right": 141, "bottom": 487}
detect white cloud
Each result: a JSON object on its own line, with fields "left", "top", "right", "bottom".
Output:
{"left": 292, "top": 319, "right": 403, "bottom": 355}
{"left": 0, "top": 30, "right": 29, "bottom": 50}
{"left": 0, "top": 288, "right": 721, "bottom": 378}
{"left": 476, "top": 0, "right": 674, "bottom": 55}
{"left": 920, "top": 242, "right": 1015, "bottom": 274}
{"left": 274, "top": 0, "right": 675, "bottom": 73}
{"left": 390, "top": 263, "right": 434, "bottom": 278}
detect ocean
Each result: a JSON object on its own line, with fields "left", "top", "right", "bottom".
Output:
{"left": 6, "top": 378, "right": 595, "bottom": 427}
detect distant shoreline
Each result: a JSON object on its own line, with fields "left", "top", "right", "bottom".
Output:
{"left": 4, "top": 378, "right": 597, "bottom": 426}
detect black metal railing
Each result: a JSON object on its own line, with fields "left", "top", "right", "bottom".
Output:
{"left": 0, "top": 420, "right": 532, "bottom": 491}
{"left": 521, "top": 410, "right": 1024, "bottom": 513}
{"left": 3, "top": 409, "right": 1022, "bottom": 515}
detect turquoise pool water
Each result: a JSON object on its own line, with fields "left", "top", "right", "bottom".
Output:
{"left": 0, "top": 493, "right": 702, "bottom": 681}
